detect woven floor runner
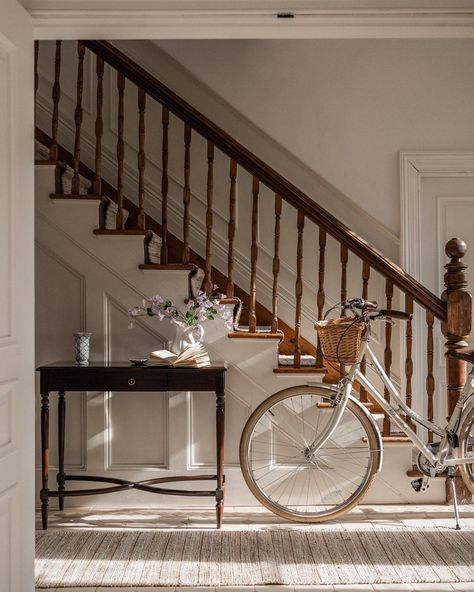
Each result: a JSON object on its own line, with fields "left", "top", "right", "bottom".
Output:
{"left": 36, "top": 526, "right": 474, "bottom": 588}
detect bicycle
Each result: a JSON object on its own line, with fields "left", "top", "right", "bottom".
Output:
{"left": 239, "top": 298, "right": 474, "bottom": 528}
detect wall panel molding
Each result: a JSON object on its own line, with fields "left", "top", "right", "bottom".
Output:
{"left": 104, "top": 294, "right": 169, "bottom": 470}
{"left": 0, "top": 50, "right": 14, "bottom": 347}
{"left": 187, "top": 387, "right": 251, "bottom": 469}
{"left": 0, "top": 381, "right": 17, "bottom": 461}
{"left": 35, "top": 241, "right": 88, "bottom": 471}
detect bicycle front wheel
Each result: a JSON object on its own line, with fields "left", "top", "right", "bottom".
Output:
{"left": 240, "top": 385, "right": 381, "bottom": 522}
{"left": 459, "top": 405, "right": 474, "bottom": 494}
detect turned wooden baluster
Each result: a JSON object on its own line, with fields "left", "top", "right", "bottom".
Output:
{"left": 248, "top": 177, "right": 259, "bottom": 333}
{"left": 426, "top": 310, "right": 435, "bottom": 443}
{"left": 442, "top": 238, "right": 472, "bottom": 504}
{"left": 383, "top": 279, "right": 394, "bottom": 436}
{"left": 91, "top": 58, "right": 104, "bottom": 198}
{"left": 34, "top": 41, "right": 39, "bottom": 124}
{"left": 137, "top": 87, "right": 146, "bottom": 230}
{"left": 359, "top": 261, "right": 371, "bottom": 403}
{"left": 72, "top": 42, "right": 85, "bottom": 194}
{"left": 405, "top": 294, "right": 414, "bottom": 426}
{"left": 160, "top": 106, "right": 169, "bottom": 264}
{"left": 337, "top": 243, "right": 349, "bottom": 375}
{"left": 182, "top": 123, "right": 191, "bottom": 265}
{"left": 226, "top": 160, "right": 237, "bottom": 298}
{"left": 340, "top": 244, "right": 348, "bottom": 316}
{"left": 204, "top": 141, "right": 215, "bottom": 294}
{"left": 315, "top": 228, "right": 326, "bottom": 367}
{"left": 50, "top": 40, "right": 62, "bottom": 161}
{"left": 293, "top": 211, "right": 305, "bottom": 367}
{"left": 115, "top": 72, "right": 126, "bottom": 229}
{"left": 271, "top": 194, "right": 282, "bottom": 333}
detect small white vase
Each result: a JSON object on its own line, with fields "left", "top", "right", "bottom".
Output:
{"left": 73, "top": 332, "right": 92, "bottom": 366}
{"left": 169, "top": 323, "right": 204, "bottom": 354}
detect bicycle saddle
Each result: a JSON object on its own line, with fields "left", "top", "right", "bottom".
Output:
{"left": 447, "top": 347, "right": 474, "bottom": 364}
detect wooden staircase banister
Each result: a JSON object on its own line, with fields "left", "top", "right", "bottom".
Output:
{"left": 82, "top": 40, "right": 446, "bottom": 321}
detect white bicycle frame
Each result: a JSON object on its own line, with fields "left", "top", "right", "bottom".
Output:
{"left": 308, "top": 327, "right": 474, "bottom": 470}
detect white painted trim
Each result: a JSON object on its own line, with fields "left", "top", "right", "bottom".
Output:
{"left": 24, "top": 1, "right": 474, "bottom": 40}
{"left": 401, "top": 150, "right": 474, "bottom": 280}
{"left": 400, "top": 149, "right": 474, "bottom": 421}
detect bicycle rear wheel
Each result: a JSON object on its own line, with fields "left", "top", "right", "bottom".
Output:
{"left": 239, "top": 385, "right": 381, "bottom": 523}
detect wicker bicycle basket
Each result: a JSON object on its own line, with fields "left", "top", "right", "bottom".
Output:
{"left": 315, "top": 317, "right": 366, "bottom": 364}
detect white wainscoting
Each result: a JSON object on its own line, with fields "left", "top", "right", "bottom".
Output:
{"left": 34, "top": 158, "right": 446, "bottom": 506}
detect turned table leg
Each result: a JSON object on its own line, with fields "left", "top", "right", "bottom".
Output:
{"left": 40, "top": 391, "right": 50, "bottom": 530}
{"left": 57, "top": 391, "right": 66, "bottom": 510}
{"left": 216, "top": 388, "right": 225, "bottom": 529}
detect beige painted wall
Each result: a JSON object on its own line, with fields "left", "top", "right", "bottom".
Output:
{"left": 156, "top": 39, "right": 474, "bottom": 236}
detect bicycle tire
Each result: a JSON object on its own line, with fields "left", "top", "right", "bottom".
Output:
{"left": 239, "top": 385, "right": 381, "bottom": 523}
{"left": 459, "top": 404, "right": 474, "bottom": 494}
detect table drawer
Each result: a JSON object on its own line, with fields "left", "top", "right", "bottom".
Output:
{"left": 167, "top": 369, "right": 224, "bottom": 392}
{"left": 105, "top": 369, "right": 168, "bottom": 391}
{"left": 41, "top": 368, "right": 168, "bottom": 392}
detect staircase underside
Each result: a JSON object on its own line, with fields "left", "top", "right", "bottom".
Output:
{"left": 35, "top": 126, "right": 326, "bottom": 376}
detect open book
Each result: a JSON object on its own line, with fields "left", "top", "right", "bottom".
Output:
{"left": 149, "top": 343, "right": 211, "bottom": 368}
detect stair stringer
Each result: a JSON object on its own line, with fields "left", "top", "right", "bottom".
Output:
{"left": 35, "top": 163, "right": 445, "bottom": 505}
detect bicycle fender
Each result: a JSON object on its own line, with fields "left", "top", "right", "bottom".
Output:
{"left": 458, "top": 391, "right": 474, "bottom": 436}
{"left": 306, "top": 382, "right": 383, "bottom": 472}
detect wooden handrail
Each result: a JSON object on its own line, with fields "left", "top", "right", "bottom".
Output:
{"left": 83, "top": 40, "right": 446, "bottom": 320}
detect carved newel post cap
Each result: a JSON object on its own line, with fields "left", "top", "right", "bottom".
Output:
{"left": 445, "top": 238, "right": 467, "bottom": 260}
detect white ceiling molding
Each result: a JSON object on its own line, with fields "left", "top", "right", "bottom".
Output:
{"left": 22, "top": 0, "right": 474, "bottom": 40}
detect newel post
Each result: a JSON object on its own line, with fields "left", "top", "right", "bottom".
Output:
{"left": 442, "top": 238, "right": 472, "bottom": 503}
{"left": 442, "top": 238, "right": 472, "bottom": 415}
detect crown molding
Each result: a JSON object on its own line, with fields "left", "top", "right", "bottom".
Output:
{"left": 24, "top": 1, "right": 474, "bottom": 40}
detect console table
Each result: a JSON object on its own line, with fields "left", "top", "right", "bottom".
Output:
{"left": 36, "top": 361, "right": 226, "bottom": 529}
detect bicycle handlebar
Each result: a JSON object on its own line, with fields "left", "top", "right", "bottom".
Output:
{"left": 377, "top": 309, "right": 413, "bottom": 321}
{"left": 342, "top": 298, "right": 413, "bottom": 321}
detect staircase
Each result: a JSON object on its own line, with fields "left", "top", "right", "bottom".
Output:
{"left": 34, "top": 40, "right": 472, "bottom": 504}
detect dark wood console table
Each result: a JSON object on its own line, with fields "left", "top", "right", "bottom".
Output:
{"left": 36, "top": 361, "right": 226, "bottom": 529}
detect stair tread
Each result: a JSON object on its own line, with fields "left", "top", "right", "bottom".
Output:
{"left": 94, "top": 229, "right": 148, "bottom": 236}
{"left": 36, "top": 159, "right": 61, "bottom": 166}
{"left": 51, "top": 193, "right": 104, "bottom": 201}
{"left": 382, "top": 435, "right": 411, "bottom": 442}
{"left": 406, "top": 468, "right": 445, "bottom": 478}
{"left": 218, "top": 297, "right": 240, "bottom": 305}
{"left": 228, "top": 331, "right": 283, "bottom": 340}
{"left": 278, "top": 354, "right": 317, "bottom": 366}
{"left": 274, "top": 366, "right": 326, "bottom": 374}
{"left": 233, "top": 325, "right": 274, "bottom": 333}
{"left": 139, "top": 263, "right": 195, "bottom": 271}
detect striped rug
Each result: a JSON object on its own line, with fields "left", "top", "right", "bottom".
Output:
{"left": 36, "top": 526, "right": 474, "bottom": 587}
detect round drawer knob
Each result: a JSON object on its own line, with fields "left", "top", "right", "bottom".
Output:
{"left": 128, "top": 378, "right": 136, "bottom": 386}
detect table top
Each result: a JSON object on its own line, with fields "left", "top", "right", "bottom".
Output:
{"left": 37, "top": 361, "right": 227, "bottom": 371}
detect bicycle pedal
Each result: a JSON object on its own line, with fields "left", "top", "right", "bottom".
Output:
{"left": 411, "top": 477, "right": 430, "bottom": 492}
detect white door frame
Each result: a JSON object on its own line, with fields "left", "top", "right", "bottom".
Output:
{"left": 0, "top": 1, "right": 34, "bottom": 590}
{"left": 401, "top": 150, "right": 474, "bottom": 281}
{"left": 400, "top": 150, "right": 474, "bottom": 421}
